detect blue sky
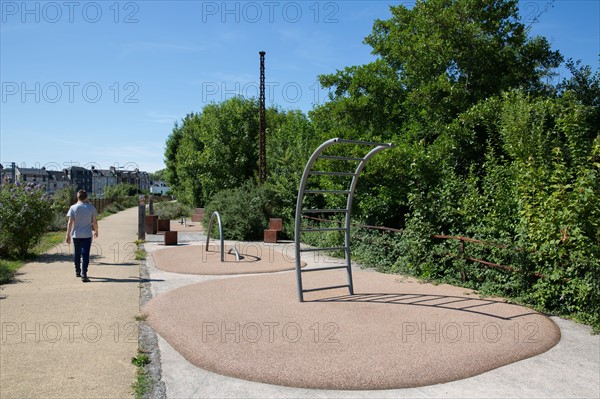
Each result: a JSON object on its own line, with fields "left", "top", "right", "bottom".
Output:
{"left": 1, "top": 0, "right": 598, "bottom": 173}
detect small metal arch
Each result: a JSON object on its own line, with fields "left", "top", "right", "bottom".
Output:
{"left": 205, "top": 211, "right": 225, "bottom": 262}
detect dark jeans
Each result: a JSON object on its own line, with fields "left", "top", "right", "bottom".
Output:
{"left": 73, "top": 237, "right": 92, "bottom": 276}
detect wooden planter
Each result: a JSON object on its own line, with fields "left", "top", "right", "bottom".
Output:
{"left": 164, "top": 231, "right": 178, "bottom": 246}
{"left": 145, "top": 215, "right": 158, "bottom": 234}
{"left": 157, "top": 219, "right": 171, "bottom": 232}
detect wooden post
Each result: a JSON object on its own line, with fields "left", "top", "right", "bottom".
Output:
{"left": 149, "top": 195, "right": 154, "bottom": 215}
{"left": 459, "top": 239, "right": 466, "bottom": 282}
{"left": 138, "top": 196, "right": 146, "bottom": 240}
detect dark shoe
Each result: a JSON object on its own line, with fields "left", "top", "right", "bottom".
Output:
{"left": 76, "top": 273, "right": 81, "bottom": 277}
{"left": 81, "top": 276, "right": 90, "bottom": 283}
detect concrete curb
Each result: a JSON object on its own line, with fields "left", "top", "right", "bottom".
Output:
{"left": 139, "top": 243, "right": 167, "bottom": 399}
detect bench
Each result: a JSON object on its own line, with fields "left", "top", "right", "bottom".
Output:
{"left": 264, "top": 218, "right": 283, "bottom": 243}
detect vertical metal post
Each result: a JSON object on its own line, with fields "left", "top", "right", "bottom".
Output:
{"left": 149, "top": 195, "right": 154, "bottom": 215}
{"left": 258, "top": 51, "right": 266, "bottom": 184}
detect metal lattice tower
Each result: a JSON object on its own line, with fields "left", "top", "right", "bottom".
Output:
{"left": 258, "top": 51, "right": 266, "bottom": 184}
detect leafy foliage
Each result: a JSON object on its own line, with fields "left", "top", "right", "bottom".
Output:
{"left": 0, "top": 183, "right": 54, "bottom": 258}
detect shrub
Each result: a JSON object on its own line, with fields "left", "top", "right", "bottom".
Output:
{"left": 52, "top": 186, "right": 76, "bottom": 214}
{"left": 48, "top": 212, "right": 68, "bottom": 232}
{"left": 153, "top": 201, "right": 192, "bottom": 220}
{"left": 104, "top": 203, "right": 121, "bottom": 214}
{"left": 203, "top": 180, "right": 272, "bottom": 241}
{"left": 0, "top": 183, "right": 54, "bottom": 258}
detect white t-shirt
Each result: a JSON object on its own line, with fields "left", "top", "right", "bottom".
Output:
{"left": 66, "top": 202, "right": 98, "bottom": 238}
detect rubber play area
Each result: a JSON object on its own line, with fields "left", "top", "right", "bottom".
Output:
{"left": 143, "top": 269, "right": 560, "bottom": 390}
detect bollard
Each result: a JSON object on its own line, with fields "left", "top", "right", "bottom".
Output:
{"left": 164, "top": 231, "right": 178, "bottom": 245}
{"left": 138, "top": 196, "right": 146, "bottom": 240}
{"left": 145, "top": 215, "right": 158, "bottom": 234}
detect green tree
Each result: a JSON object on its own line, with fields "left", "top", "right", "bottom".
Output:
{"left": 149, "top": 169, "right": 167, "bottom": 182}
{"left": 164, "top": 116, "right": 188, "bottom": 194}
{"left": 364, "top": 0, "right": 562, "bottom": 125}
{"left": 169, "top": 97, "right": 259, "bottom": 206}
{"left": 314, "top": 0, "right": 562, "bottom": 142}
{"left": 167, "top": 97, "right": 318, "bottom": 209}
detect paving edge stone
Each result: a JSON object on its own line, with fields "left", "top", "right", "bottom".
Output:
{"left": 139, "top": 244, "right": 167, "bottom": 399}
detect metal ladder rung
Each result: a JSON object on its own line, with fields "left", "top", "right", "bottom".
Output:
{"left": 318, "top": 155, "right": 364, "bottom": 161}
{"left": 304, "top": 190, "right": 351, "bottom": 194}
{"left": 302, "top": 284, "right": 350, "bottom": 293}
{"left": 309, "top": 171, "right": 356, "bottom": 176}
{"left": 300, "top": 227, "right": 347, "bottom": 233}
{"left": 301, "top": 265, "right": 348, "bottom": 273}
{"left": 299, "top": 246, "right": 347, "bottom": 252}
{"left": 302, "top": 209, "right": 348, "bottom": 213}
{"left": 336, "top": 139, "right": 393, "bottom": 146}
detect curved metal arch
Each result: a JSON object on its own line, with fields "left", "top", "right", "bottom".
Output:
{"left": 294, "top": 138, "right": 393, "bottom": 302}
{"left": 205, "top": 211, "right": 225, "bottom": 262}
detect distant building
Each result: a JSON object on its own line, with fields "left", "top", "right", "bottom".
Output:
{"left": 15, "top": 166, "right": 48, "bottom": 185}
{"left": 150, "top": 181, "right": 170, "bottom": 195}
{"left": 91, "top": 167, "right": 117, "bottom": 198}
{"left": 47, "top": 170, "right": 71, "bottom": 194}
{"left": 1, "top": 162, "right": 151, "bottom": 196}
{"left": 112, "top": 167, "right": 150, "bottom": 192}
{"left": 67, "top": 166, "right": 93, "bottom": 192}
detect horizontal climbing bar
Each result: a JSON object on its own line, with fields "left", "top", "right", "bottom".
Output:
{"left": 299, "top": 246, "right": 347, "bottom": 252}
{"left": 301, "top": 209, "right": 348, "bottom": 213}
{"left": 335, "top": 139, "right": 393, "bottom": 147}
{"left": 318, "top": 155, "right": 364, "bottom": 161}
{"left": 302, "top": 284, "right": 350, "bottom": 293}
{"left": 303, "top": 215, "right": 403, "bottom": 232}
{"left": 300, "top": 227, "right": 347, "bottom": 233}
{"left": 304, "top": 190, "right": 351, "bottom": 194}
{"left": 309, "top": 171, "right": 357, "bottom": 176}
{"left": 301, "top": 265, "right": 349, "bottom": 273}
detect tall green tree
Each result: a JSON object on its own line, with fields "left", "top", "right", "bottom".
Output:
{"left": 366, "top": 0, "right": 562, "bottom": 125}
{"left": 166, "top": 97, "right": 317, "bottom": 207}
{"left": 167, "top": 97, "right": 259, "bottom": 206}
{"left": 316, "top": 0, "right": 562, "bottom": 138}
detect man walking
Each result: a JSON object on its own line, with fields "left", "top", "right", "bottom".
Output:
{"left": 65, "top": 190, "right": 98, "bottom": 282}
